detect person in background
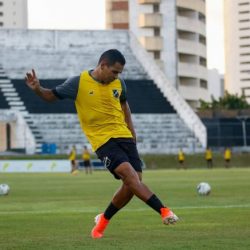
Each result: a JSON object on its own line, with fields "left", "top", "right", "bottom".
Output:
{"left": 205, "top": 147, "right": 213, "bottom": 168}
{"left": 82, "top": 145, "right": 92, "bottom": 174}
{"left": 69, "top": 145, "right": 77, "bottom": 173}
{"left": 224, "top": 147, "right": 231, "bottom": 168}
{"left": 178, "top": 148, "right": 186, "bottom": 169}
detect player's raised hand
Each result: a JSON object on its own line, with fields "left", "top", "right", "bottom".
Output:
{"left": 25, "top": 69, "right": 40, "bottom": 91}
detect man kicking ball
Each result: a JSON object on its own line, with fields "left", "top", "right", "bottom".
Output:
{"left": 25, "top": 49, "right": 178, "bottom": 239}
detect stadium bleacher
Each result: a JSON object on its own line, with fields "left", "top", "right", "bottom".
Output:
{"left": 0, "top": 29, "right": 204, "bottom": 154}
{"left": 0, "top": 88, "right": 9, "bottom": 109}
{"left": 12, "top": 79, "right": 175, "bottom": 114}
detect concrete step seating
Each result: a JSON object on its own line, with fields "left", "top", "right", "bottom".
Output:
{"left": 28, "top": 113, "right": 201, "bottom": 154}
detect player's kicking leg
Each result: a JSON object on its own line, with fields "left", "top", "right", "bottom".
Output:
{"left": 91, "top": 183, "right": 134, "bottom": 239}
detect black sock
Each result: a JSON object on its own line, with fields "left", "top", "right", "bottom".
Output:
{"left": 146, "top": 194, "right": 165, "bottom": 214}
{"left": 103, "top": 202, "right": 120, "bottom": 220}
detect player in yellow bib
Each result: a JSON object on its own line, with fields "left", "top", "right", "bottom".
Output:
{"left": 178, "top": 149, "right": 186, "bottom": 169}
{"left": 82, "top": 145, "right": 92, "bottom": 174}
{"left": 69, "top": 145, "right": 77, "bottom": 173}
{"left": 25, "top": 49, "right": 178, "bottom": 239}
{"left": 205, "top": 147, "right": 213, "bottom": 168}
{"left": 224, "top": 147, "right": 231, "bottom": 168}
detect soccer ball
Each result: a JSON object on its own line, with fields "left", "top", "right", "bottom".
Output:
{"left": 0, "top": 184, "right": 10, "bottom": 196}
{"left": 197, "top": 182, "right": 211, "bottom": 196}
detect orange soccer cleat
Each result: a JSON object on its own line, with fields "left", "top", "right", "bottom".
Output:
{"left": 91, "top": 213, "right": 109, "bottom": 239}
{"left": 160, "top": 207, "right": 179, "bottom": 225}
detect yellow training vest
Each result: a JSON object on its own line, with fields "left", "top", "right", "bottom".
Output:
{"left": 69, "top": 148, "right": 76, "bottom": 160}
{"left": 205, "top": 149, "right": 212, "bottom": 160}
{"left": 82, "top": 151, "right": 90, "bottom": 161}
{"left": 178, "top": 151, "right": 185, "bottom": 161}
{"left": 75, "top": 71, "right": 132, "bottom": 151}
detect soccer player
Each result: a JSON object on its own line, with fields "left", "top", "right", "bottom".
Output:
{"left": 69, "top": 145, "right": 77, "bottom": 173}
{"left": 205, "top": 147, "right": 213, "bottom": 168}
{"left": 178, "top": 148, "right": 186, "bottom": 169}
{"left": 25, "top": 49, "right": 178, "bottom": 239}
{"left": 224, "top": 147, "right": 231, "bottom": 168}
{"left": 82, "top": 145, "right": 92, "bottom": 174}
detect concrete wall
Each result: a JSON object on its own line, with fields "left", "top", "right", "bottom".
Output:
{"left": 0, "top": 29, "right": 148, "bottom": 80}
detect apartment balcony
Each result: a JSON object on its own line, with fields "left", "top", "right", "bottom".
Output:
{"left": 139, "top": 36, "right": 163, "bottom": 51}
{"left": 240, "top": 55, "right": 250, "bottom": 63}
{"left": 138, "top": 0, "right": 161, "bottom": 4}
{"left": 238, "top": 21, "right": 250, "bottom": 30}
{"left": 139, "top": 13, "right": 162, "bottom": 28}
{"left": 178, "top": 39, "right": 206, "bottom": 58}
{"left": 177, "top": 16, "right": 206, "bottom": 36}
{"left": 176, "top": 0, "right": 205, "bottom": 15}
{"left": 239, "top": 29, "right": 250, "bottom": 37}
{"left": 178, "top": 62, "right": 207, "bottom": 80}
{"left": 239, "top": 47, "right": 250, "bottom": 54}
{"left": 240, "top": 64, "right": 250, "bottom": 71}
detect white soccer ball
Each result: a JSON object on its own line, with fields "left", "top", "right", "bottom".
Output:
{"left": 197, "top": 182, "right": 211, "bottom": 196}
{"left": 0, "top": 184, "right": 10, "bottom": 196}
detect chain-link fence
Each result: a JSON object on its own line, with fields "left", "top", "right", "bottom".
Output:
{"left": 203, "top": 119, "right": 250, "bottom": 147}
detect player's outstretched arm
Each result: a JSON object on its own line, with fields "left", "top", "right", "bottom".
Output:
{"left": 25, "top": 69, "right": 57, "bottom": 102}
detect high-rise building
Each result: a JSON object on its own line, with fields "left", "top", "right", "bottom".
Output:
{"left": 224, "top": 0, "right": 250, "bottom": 100}
{"left": 0, "top": 0, "right": 28, "bottom": 29}
{"left": 106, "top": 0, "right": 210, "bottom": 108}
{"left": 106, "top": 0, "right": 129, "bottom": 29}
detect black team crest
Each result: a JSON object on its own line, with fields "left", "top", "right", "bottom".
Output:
{"left": 112, "top": 89, "right": 119, "bottom": 99}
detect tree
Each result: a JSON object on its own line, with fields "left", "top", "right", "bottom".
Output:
{"left": 199, "top": 91, "right": 250, "bottom": 110}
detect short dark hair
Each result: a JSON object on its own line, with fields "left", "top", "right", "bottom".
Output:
{"left": 98, "top": 49, "right": 126, "bottom": 66}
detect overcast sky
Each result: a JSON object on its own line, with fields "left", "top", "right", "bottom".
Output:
{"left": 28, "top": 0, "right": 224, "bottom": 73}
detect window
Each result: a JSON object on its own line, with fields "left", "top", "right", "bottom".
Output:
{"left": 198, "top": 13, "right": 206, "bottom": 23}
{"left": 154, "top": 28, "right": 160, "bottom": 36}
{"left": 0, "top": 12, "right": 3, "bottom": 16}
{"left": 200, "top": 57, "right": 207, "bottom": 67}
{"left": 0, "top": 2, "right": 3, "bottom": 7}
{"left": 199, "top": 35, "right": 206, "bottom": 45}
{"left": 200, "top": 80, "right": 207, "bottom": 89}
{"left": 154, "top": 51, "right": 160, "bottom": 59}
{"left": 153, "top": 4, "right": 159, "bottom": 13}
{"left": 0, "top": 22, "right": 3, "bottom": 26}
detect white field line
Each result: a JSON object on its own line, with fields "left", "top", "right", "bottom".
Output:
{"left": 0, "top": 204, "right": 250, "bottom": 215}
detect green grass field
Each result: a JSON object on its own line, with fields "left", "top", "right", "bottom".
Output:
{"left": 0, "top": 168, "right": 250, "bottom": 250}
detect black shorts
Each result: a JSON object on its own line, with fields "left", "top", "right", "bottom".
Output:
{"left": 96, "top": 138, "right": 142, "bottom": 179}
{"left": 83, "top": 160, "right": 91, "bottom": 167}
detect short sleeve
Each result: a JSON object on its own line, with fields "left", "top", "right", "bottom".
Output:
{"left": 119, "top": 78, "right": 127, "bottom": 102}
{"left": 52, "top": 76, "right": 80, "bottom": 100}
